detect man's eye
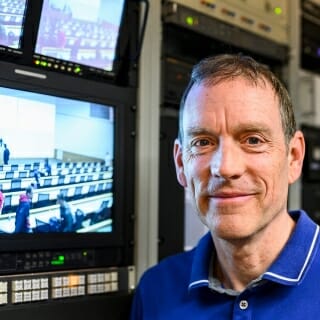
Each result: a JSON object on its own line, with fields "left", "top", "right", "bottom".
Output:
{"left": 194, "top": 139, "right": 210, "bottom": 147}
{"left": 247, "top": 137, "right": 261, "bottom": 145}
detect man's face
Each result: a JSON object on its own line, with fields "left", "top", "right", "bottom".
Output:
{"left": 174, "top": 78, "right": 304, "bottom": 241}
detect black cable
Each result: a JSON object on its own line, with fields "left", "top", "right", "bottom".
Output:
{"left": 133, "top": 0, "right": 150, "bottom": 62}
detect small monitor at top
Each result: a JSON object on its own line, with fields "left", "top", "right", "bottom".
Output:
{"left": 0, "top": 0, "right": 28, "bottom": 50}
{"left": 34, "top": 0, "right": 126, "bottom": 75}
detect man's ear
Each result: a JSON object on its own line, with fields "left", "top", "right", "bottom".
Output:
{"left": 173, "top": 139, "right": 187, "bottom": 187}
{"left": 288, "top": 130, "right": 305, "bottom": 184}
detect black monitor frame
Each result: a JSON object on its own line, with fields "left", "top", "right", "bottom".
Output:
{"left": 0, "top": 0, "right": 140, "bottom": 86}
{"left": 0, "top": 60, "right": 136, "bottom": 272}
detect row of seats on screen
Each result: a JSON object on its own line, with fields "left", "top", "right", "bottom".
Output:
{"left": 33, "top": 180, "right": 112, "bottom": 208}
{"left": 0, "top": 0, "right": 25, "bottom": 15}
{"left": 0, "top": 164, "right": 109, "bottom": 181}
{"left": 0, "top": 160, "right": 104, "bottom": 172}
{"left": 0, "top": 163, "right": 39, "bottom": 172}
{"left": 46, "top": 17, "right": 117, "bottom": 46}
{"left": 34, "top": 199, "right": 112, "bottom": 233}
{"left": 0, "top": 13, "right": 23, "bottom": 24}
{"left": 6, "top": 172, "right": 112, "bottom": 195}
{"left": 0, "top": 169, "right": 112, "bottom": 192}
{"left": 49, "top": 164, "right": 108, "bottom": 177}
{"left": 2, "top": 179, "right": 112, "bottom": 214}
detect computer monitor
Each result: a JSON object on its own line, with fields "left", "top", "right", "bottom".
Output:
{"left": 0, "top": 0, "right": 140, "bottom": 86}
{"left": 33, "top": 0, "right": 127, "bottom": 79}
{"left": 0, "top": 0, "right": 28, "bottom": 50}
{"left": 0, "top": 64, "right": 136, "bottom": 271}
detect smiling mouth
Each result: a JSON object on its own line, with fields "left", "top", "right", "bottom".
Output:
{"left": 209, "top": 192, "right": 255, "bottom": 203}
{"left": 213, "top": 193, "right": 249, "bottom": 198}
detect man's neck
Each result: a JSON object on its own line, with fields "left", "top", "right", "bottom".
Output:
{"left": 212, "top": 213, "right": 296, "bottom": 292}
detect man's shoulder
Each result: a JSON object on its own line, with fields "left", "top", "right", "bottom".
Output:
{"left": 139, "top": 249, "right": 195, "bottom": 287}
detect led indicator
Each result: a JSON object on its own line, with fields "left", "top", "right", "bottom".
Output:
{"left": 186, "top": 16, "right": 195, "bottom": 26}
{"left": 51, "top": 255, "right": 65, "bottom": 266}
{"left": 34, "top": 60, "right": 40, "bottom": 65}
{"left": 274, "top": 7, "right": 282, "bottom": 15}
{"left": 74, "top": 67, "right": 81, "bottom": 73}
{"left": 40, "top": 61, "right": 47, "bottom": 67}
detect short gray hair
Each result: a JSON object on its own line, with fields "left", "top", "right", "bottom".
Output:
{"left": 178, "top": 54, "right": 296, "bottom": 146}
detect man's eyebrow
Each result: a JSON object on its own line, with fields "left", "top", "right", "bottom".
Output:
{"left": 233, "top": 123, "right": 274, "bottom": 136}
{"left": 185, "top": 127, "right": 216, "bottom": 137}
{"left": 184, "top": 124, "right": 274, "bottom": 138}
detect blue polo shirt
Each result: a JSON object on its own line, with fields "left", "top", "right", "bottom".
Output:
{"left": 130, "top": 210, "right": 320, "bottom": 319}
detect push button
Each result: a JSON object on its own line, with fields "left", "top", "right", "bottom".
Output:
{"left": 239, "top": 299, "right": 249, "bottom": 310}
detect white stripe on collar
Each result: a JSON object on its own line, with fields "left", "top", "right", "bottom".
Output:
{"left": 189, "top": 223, "right": 320, "bottom": 290}
{"left": 189, "top": 279, "right": 209, "bottom": 289}
{"left": 264, "top": 224, "right": 320, "bottom": 283}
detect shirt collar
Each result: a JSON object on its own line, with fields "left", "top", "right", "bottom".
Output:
{"left": 188, "top": 210, "right": 320, "bottom": 291}
{"left": 263, "top": 210, "right": 320, "bottom": 285}
{"left": 188, "top": 231, "right": 213, "bottom": 290}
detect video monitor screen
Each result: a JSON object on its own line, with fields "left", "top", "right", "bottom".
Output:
{"left": 0, "top": 0, "right": 28, "bottom": 50}
{"left": 34, "top": 0, "right": 126, "bottom": 73}
{"left": 0, "top": 86, "right": 115, "bottom": 234}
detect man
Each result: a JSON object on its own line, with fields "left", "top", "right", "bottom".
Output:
{"left": 43, "top": 158, "right": 52, "bottom": 176}
{"left": 14, "top": 186, "right": 33, "bottom": 233}
{"left": 130, "top": 54, "right": 318, "bottom": 319}
{"left": 0, "top": 186, "right": 4, "bottom": 214}
{"left": 3, "top": 143, "right": 10, "bottom": 165}
{"left": 0, "top": 138, "right": 4, "bottom": 166}
{"left": 57, "top": 192, "right": 73, "bottom": 232}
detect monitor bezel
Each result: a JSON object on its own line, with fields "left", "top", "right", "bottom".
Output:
{"left": 0, "top": 0, "right": 139, "bottom": 86}
{"left": 0, "top": 0, "right": 29, "bottom": 52}
{"left": 32, "top": 0, "right": 127, "bottom": 78}
{"left": 0, "top": 60, "right": 136, "bottom": 263}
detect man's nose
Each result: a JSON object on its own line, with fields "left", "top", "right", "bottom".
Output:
{"left": 210, "top": 140, "right": 244, "bottom": 179}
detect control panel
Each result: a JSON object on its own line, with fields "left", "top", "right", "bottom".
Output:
{"left": 163, "top": 0, "right": 289, "bottom": 45}
{"left": 0, "top": 266, "right": 135, "bottom": 307}
{"left": 0, "top": 247, "right": 129, "bottom": 274}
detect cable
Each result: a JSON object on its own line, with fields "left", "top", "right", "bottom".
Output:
{"left": 133, "top": 0, "right": 150, "bottom": 62}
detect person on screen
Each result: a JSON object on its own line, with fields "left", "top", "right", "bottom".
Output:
{"left": 0, "top": 138, "right": 4, "bottom": 165}
{"left": 0, "top": 186, "right": 4, "bottom": 214}
{"left": 43, "top": 158, "right": 52, "bottom": 176}
{"left": 7, "top": 31, "right": 15, "bottom": 46}
{"left": 0, "top": 24, "right": 7, "bottom": 46}
{"left": 104, "top": 152, "right": 112, "bottom": 168}
{"left": 57, "top": 192, "right": 73, "bottom": 232}
{"left": 32, "top": 169, "right": 41, "bottom": 189}
{"left": 3, "top": 144, "right": 10, "bottom": 165}
{"left": 129, "top": 54, "right": 320, "bottom": 319}
{"left": 14, "top": 186, "right": 33, "bottom": 233}
{"left": 35, "top": 158, "right": 52, "bottom": 181}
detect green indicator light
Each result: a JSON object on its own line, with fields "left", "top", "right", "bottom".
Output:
{"left": 40, "top": 61, "right": 47, "bottom": 67}
{"left": 186, "top": 16, "right": 194, "bottom": 26}
{"left": 74, "top": 67, "right": 81, "bottom": 73}
{"left": 34, "top": 60, "right": 40, "bottom": 65}
{"left": 83, "top": 251, "right": 87, "bottom": 256}
{"left": 51, "top": 255, "right": 65, "bottom": 266}
{"left": 274, "top": 7, "right": 282, "bottom": 15}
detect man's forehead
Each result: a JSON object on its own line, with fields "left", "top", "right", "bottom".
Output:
{"left": 181, "top": 80, "right": 282, "bottom": 136}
